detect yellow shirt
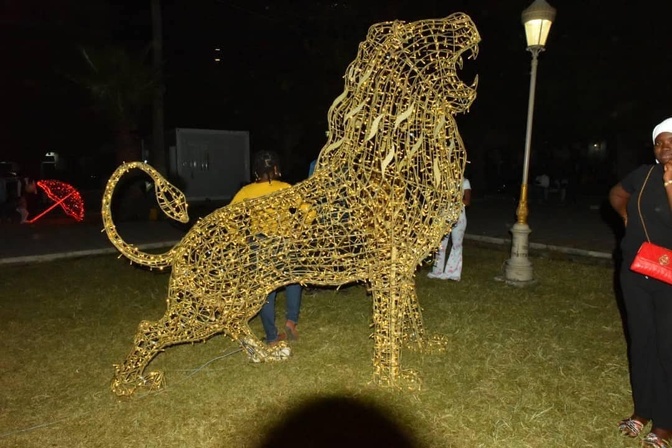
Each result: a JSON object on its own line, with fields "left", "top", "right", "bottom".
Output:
{"left": 231, "top": 180, "right": 292, "bottom": 203}
{"left": 230, "top": 180, "right": 293, "bottom": 236}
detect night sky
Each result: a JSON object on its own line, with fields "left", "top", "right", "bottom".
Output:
{"left": 2, "top": 0, "right": 671, "bottom": 188}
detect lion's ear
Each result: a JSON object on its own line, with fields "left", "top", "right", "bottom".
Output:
{"left": 365, "top": 21, "right": 393, "bottom": 40}
{"left": 390, "top": 20, "right": 407, "bottom": 36}
{"left": 367, "top": 20, "right": 408, "bottom": 38}
{"left": 388, "top": 21, "right": 412, "bottom": 48}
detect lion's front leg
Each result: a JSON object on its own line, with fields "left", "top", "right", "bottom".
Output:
{"left": 369, "top": 257, "right": 422, "bottom": 390}
{"left": 400, "top": 280, "right": 425, "bottom": 346}
{"left": 401, "top": 281, "right": 448, "bottom": 354}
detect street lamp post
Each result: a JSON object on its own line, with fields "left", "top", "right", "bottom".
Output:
{"left": 504, "top": 0, "right": 556, "bottom": 284}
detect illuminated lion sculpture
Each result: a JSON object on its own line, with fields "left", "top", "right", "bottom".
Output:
{"left": 103, "top": 13, "right": 479, "bottom": 396}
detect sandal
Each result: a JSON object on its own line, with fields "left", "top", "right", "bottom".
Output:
{"left": 643, "top": 432, "right": 671, "bottom": 448}
{"left": 266, "top": 332, "right": 287, "bottom": 347}
{"left": 285, "top": 320, "right": 299, "bottom": 341}
{"left": 618, "top": 417, "right": 647, "bottom": 437}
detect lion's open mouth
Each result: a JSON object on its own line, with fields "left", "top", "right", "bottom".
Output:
{"left": 435, "top": 40, "right": 479, "bottom": 113}
{"left": 456, "top": 43, "right": 480, "bottom": 95}
{"left": 405, "top": 15, "right": 481, "bottom": 113}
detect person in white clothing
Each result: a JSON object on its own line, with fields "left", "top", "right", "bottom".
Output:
{"left": 428, "top": 178, "right": 471, "bottom": 281}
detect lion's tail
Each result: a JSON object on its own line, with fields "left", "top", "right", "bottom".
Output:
{"left": 102, "top": 161, "right": 189, "bottom": 268}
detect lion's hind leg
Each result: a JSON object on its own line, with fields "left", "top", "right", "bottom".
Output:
{"left": 111, "top": 297, "right": 227, "bottom": 397}
{"left": 112, "top": 318, "right": 168, "bottom": 397}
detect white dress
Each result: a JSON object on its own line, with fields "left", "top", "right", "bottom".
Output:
{"left": 428, "top": 178, "right": 471, "bottom": 281}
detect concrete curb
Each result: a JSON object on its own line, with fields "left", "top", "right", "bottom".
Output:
{"left": 0, "top": 241, "right": 181, "bottom": 266}
{"left": 1, "top": 235, "right": 613, "bottom": 266}
{"left": 465, "top": 234, "right": 613, "bottom": 260}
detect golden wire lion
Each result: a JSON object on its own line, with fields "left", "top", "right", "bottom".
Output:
{"left": 103, "top": 13, "right": 480, "bottom": 396}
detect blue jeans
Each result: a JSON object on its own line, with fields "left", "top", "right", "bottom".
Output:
{"left": 260, "top": 284, "right": 302, "bottom": 342}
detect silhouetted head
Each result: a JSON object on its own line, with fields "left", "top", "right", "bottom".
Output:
{"left": 253, "top": 150, "right": 281, "bottom": 182}
{"left": 256, "top": 395, "right": 420, "bottom": 448}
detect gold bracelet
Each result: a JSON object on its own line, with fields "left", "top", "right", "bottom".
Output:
{"left": 665, "top": 179, "right": 672, "bottom": 187}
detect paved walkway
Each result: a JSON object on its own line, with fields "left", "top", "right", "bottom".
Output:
{"left": 0, "top": 216, "right": 188, "bottom": 265}
{"left": 465, "top": 194, "right": 620, "bottom": 260}
{"left": 0, "top": 194, "right": 622, "bottom": 266}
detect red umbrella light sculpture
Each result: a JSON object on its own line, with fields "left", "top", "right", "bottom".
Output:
{"left": 28, "top": 180, "right": 85, "bottom": 223}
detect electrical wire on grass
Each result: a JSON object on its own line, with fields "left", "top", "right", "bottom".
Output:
{"left": 0, "top": 346, "right": 243, "bottom": 439}
{"left": 131, "top": 346, "right": 243, "bottom": 399}
{"left": 173, "top": 347, "right": 244, "bottom": 376}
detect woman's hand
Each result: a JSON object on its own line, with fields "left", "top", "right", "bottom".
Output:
{"left": 664, "top": 161, "right": 672, "bottom": 184}
{"left": 609, "top": 183, "right": 630, "bottom": 226}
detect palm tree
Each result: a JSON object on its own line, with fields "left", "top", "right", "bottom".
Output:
{"left": 151, "top": 0, "right": 166, "bottom": 174}
{"left": 71, "top": 45, "right": 157, "bottom": 166}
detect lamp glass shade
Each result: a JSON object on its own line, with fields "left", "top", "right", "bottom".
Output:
{"left": 523, "top": 18, "right": 553, "bottom": 47}
{"left": 521, "top": 0, "right": 556, "bottom": 48}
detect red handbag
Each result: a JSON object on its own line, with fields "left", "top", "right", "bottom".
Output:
{"left": 629, "top": 167, "right": 672, "bottom": 284}
{"left": 630, "top": 242, "right": 672, "bottom": 283}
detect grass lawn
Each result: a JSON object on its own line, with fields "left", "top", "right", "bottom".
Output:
{"left": 0, "top": 243, "right": 634, "bottom": 447}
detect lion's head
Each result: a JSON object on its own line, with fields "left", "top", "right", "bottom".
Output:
{"left": 318, "top": 13, "right": 480, "bottom": 173}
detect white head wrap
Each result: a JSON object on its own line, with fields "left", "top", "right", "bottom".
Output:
{"left": 652, "top": 118, "right": 672, "bottom": 144}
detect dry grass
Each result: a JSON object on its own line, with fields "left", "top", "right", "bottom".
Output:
{"left": 0, "top": 244, "right": 635, "bottom": 447}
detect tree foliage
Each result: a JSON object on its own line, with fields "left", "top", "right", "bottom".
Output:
{"left": 74, "top": 46, "right": 156, "bottom": 131}
{"left": 68, "top": 44, "right": 158, "bottom": 164}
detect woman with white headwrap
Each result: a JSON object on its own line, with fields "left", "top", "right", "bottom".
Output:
{"left": 609, "top": 118, "right": 672, "bottom": 447}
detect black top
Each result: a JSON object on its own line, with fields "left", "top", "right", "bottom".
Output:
{"left": 621, "top": 164, "right": 672, "bottom": 260}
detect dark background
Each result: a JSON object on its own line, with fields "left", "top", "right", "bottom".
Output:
{"left": 2, "top": 0, "right": 671, "bottom": 193}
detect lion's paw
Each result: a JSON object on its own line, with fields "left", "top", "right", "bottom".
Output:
{"left": 399, "top": 368, "right": 423, "bottom": 391}
{"left": 111, "top": 369, "right": 165, "bottom": 397}
{"left": 141, "top": 371, "right": 165, "bottom": 391}
{"left": 372, "top": 367, "right": 423, "bottom": 391}
{"left": 405, "top": 333, "right": 448, "bottom": 353}
{"left": 111, "top": 379, "right": 137, "bottom": 397}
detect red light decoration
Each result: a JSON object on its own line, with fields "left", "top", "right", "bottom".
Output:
{"left": 29, "top": 180, "right": 85, "bottom": 223}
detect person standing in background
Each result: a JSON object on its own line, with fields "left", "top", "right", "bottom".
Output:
{"left": 17, "top": 178, "right": 37, "bottom": 223}
{"left": 230, "top": 150, "right": 302, "bottom": 345}
{"left": 428, "top": 177, "right": 471, "bottom": 281}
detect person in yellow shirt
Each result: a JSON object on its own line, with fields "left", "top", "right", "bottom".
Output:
{"left": 230, "top": 150, "right": 301, "bottom": 345}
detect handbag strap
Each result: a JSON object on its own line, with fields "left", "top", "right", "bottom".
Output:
{"left": 637, "top": 166, "right": 656, "bottom": 242}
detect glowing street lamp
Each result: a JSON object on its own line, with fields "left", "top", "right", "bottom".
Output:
{"left": 504, "top": 0, "right": 556, "bottom": 284}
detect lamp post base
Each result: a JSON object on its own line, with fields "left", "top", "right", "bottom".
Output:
{"left": 500, "top": 222, "right": 536, "bottom": 286}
